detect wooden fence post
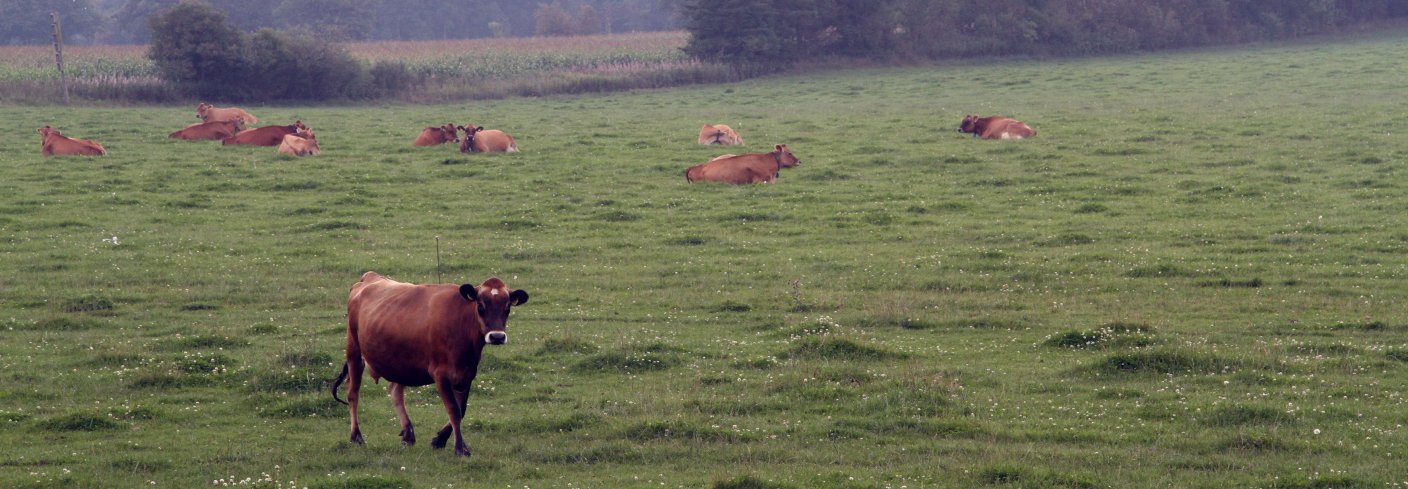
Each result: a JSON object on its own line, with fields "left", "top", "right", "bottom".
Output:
{"left": 51, "top": 11, "right": 70, "bottom": 105}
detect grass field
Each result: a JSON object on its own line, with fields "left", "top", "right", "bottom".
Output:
{"left": 2, "top": 30, "right": 1407, "bottom": 488}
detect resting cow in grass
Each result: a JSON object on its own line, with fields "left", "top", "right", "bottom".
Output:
{"left": 697, "top": 124, "right": 743, "bottom": 145}
{"left": 414, "top": 123, "right": 460, "bottom": 146}
{"left": 332, "top": 272, "right": 529, "bottom": 457}
{"left": 196, "top": 103, "right": 259, "bottom": 125}
{"left": 457, "top": 124, "right": 518, "bottom": 153}
{"left": 957, "top": 114, "right": 1037, "bottom": 140}
{"left": 684, "top": 144, "right": 801, "bottom": 185}
{"left": 37, "top": 126, "right": 107, "bottom": 157}
{"left": 277, "top": 128, "right": 320, "bottom": 156}
{"left": 223, "top": 121, "right": 309, "bottom": 146}
{"left": 169, "top": 118, "right": 245, "bottom": 141}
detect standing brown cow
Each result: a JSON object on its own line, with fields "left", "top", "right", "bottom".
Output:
{"left": 37, "top": 126, "right": 107, "bottom": 157}
{"left": 169, "top": 118, "right": 245, "bottom": 140}
{"left": 414, "top": 123, "right": 460, "bottom": 146}
{"left": 197, "top": 103, "right": 259, "bottom": 125}
{"left": 457, "top": 124, "right": 518, "bottom": 153}
{"left": 957, "top": 115, "right": 1037, "bottom": 140}
{"left": 332, "top": 272, "right": 529, "bottom": 457}
{"left": 697, "top": 124, "right": 743, "bottom": 145}
{"left": 684, "top": 144, "right": 801, "bottom": 184}
{"left": 223, "top": 121, "right": 309, "bottom": 146}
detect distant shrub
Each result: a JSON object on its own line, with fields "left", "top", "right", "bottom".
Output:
{"left": 147, "top": 2, "right": 374, "bottom": 101}
{"left": 711, "top": 476, "right": 794, "bottom": 489}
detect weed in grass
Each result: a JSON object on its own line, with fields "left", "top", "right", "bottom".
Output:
{"left": 37, "top": 412, "right": 123, "bottom": 432}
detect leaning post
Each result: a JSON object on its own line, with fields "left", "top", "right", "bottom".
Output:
{"left": 51, "top": 11, "right": 70, "bottom": 105}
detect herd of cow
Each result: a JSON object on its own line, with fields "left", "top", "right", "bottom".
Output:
{"left": 37, "top": 103, "right": 1035, "bottom": 186}
{"left": 33, "top": 103, "right": 1035, "bottom": 457}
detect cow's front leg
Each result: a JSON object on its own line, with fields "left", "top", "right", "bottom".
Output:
{"left": 431, "top": 378, "right": 470, "bottom": 457}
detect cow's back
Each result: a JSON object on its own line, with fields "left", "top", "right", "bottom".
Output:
{"left": 43, "top": 134, "right": 106, "bottom": 157}
{"left": 686, "top": 154, "right": 774, "bottom": 184}
{"left": 468, "top": 130, "right": 517, "bottom": 153}
{"left": 226, "top": 126, "right": 293, "bottom": 146}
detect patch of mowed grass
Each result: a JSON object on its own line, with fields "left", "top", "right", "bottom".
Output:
{"left": 3, "top": 31, "right": 1408, "bottom": 488}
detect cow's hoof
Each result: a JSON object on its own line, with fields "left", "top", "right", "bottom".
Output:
{"left": 400, "top": 428, "right": 416, "bottom": 446}
{"left": 350, "top": 432, "right": 365, "bottom": 445}
{"left": 455, "top": 446, "right": 472, "bottom": 457}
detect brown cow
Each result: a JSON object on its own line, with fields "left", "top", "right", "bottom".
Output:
{"left": 196, "top": 103, "right": 259, "bottom": 125}
{"left": 957, "top": 114, "right": 1037, "bottom": 140}
{"left": 457, "top": 124, "right": 518, "bottom": 153}
{"left": 414, "top": 123, "right": 460, "bottom": 146}
{"left": 697, "top": 124, "right": 743, "bottom": 145}
{"left": 332, "top": 272, "right": 529, "bottom": 457}
{"left": 277, "top": 128, "right": 320, "bottom": 156}
{"left": 169, "top": 118, "right": 245, "bottom": 141}
{"left": 37, "top": 126, "right": 106, "bottom": 157}
{"left": 223, "top": 121, "right": 309, "bottom": 146}
{"left": 684, "top": 144, "right": 801, "bottom": 185}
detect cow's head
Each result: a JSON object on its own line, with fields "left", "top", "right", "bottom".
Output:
{"left": 459, "top": 277, "right": 528, "bottom": 346}
{"left": 231, "top": 117, "right": 247, "bottom": 132}
{"left": 293, "top": 120, "right": 309, "bottom": 131}
{"left": 773, "top": 144, "right": 801, "bottom": 168}
{"left": 957, "top": 115, "right": 980, "bottom": 135}
{"left": 196, "top": 103, "right": 211, "bottom": 121}
{"left": 442, "top": 123, "right": 460, "bottom": 143}
{"left": 458, "top": 124, "right": 480, "bottom": 152}
{"left": 37, "top": 125, "right": 58, "bottom": 139}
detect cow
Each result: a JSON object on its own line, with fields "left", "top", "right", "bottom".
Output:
{"left": 332, "top": 272, "right": 529, "bottom": 457}
{"left": 37, "top": 126, "right": 106, "bottom": 157}
{"left": 169, "top": 118, "right": 245, "bottom": 141}
{"left": 196, "top": 103, "right": 259, "bottom": 125}
{"left": 457, "top": 124, "right": 518, "bottom": 153}
{"left": 414, "top": 123, "right": 460, "bottom": 146}
{"left": 684, "top": 144, "right": 801, "bottom": 185}
{"left": 697, "top": 124, "right": 743, "bottom": 145}
{"left": 957, "top": 114, "right": 1037, "bottom": 140}
{"left": 223, "top": 121, "right": 309, "bottom": 146}
{"left": 277, "top": 128, "right": 320, "bottom": 156}
{"left": 695, "top": 124, "right": 743, "bottom": 145}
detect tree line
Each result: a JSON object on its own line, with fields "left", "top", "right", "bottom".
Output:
{"left": 683, "top": 0, "right": 1408, "bottom": 64}
{"left": 1, "top": 0, "right": 682, "bottom": 45}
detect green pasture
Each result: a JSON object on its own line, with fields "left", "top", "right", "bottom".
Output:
{"left": 1, "top": 31, "right": 1406, "bottom": 488}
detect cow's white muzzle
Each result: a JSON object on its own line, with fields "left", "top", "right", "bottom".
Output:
{"left": 486, "top": 331, "right": 508, "bottom": 345}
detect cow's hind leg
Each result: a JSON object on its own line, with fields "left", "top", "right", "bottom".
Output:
{"left": 429, "top": 378, "right": 470, "bottom": 456}
{"left": 346, "top": 357, "right": 366, "bottom": 445}
{"left": 389, "top": 383, "right": 415, "bottom": 446}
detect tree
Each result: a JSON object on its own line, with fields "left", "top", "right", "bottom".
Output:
{"left": 534, "top": 3, "right": 577, "bottom": 36}
{"left": 147, "top": 1, "right": 250, "bottom": 98}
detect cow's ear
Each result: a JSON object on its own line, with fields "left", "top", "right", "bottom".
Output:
{"left": 459, "top": 283, "right": 479, "bottom": 302}
{"left": 774, "top": 144, "right": 783, "bottom": 152}
{"left": 509, "top": 289, "right": 529, "bottom": 306}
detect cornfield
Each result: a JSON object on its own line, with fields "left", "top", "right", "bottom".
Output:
{"left": 0, "top": 31, "right": 729, "bottom": 103}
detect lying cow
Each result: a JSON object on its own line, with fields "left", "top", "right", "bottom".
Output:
{"left": 223, "top": 121, "right": 309, "bottom": 146}
{"left": 197, "top": 103, "right": 259, "bottom": 125}
{"left": 697, "top": 124, "right": 743, "bottom": 145}
{"left": 684, "top": 144, "right": 801, "bottom": 184}
{"left": 414, "top": 123, "right": 460, "bottom": 146}
{"left": 957, "top": 114, "right": 1036, "bottom": 140}
{"left": 169, "top": 118, "right": 245, "bottom": 141}
{"left": 332, "top": 272, "right": 529, "bottom": 457}
{"left": 37, "top": 126, "right": 107, "bottom": 157}
{"left": 457, "top": 124, "right": 518, "bottom": 153}
{"left": 277, "top": 128, "right": 320, "bottom": 156}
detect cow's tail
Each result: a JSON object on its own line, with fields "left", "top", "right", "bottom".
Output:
{"left": 331, "top": 362, "right": 349, "bottom": 405}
